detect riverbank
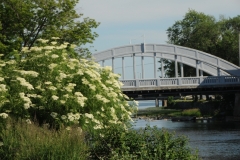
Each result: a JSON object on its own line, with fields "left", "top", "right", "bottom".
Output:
{"left": 133, "top": 106, "right": 231, "bottom": 122}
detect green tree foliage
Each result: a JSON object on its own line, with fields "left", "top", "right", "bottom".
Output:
{"left": 0, "top": 0, "right": 99, "bottom": 58}
{"left": 89, "top": 125, "right": 199, "bottom": 160}
{"left": 160, "top": 10, "right": 240, "bottom": 77}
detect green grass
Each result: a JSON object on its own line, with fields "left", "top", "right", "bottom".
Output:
{"left": 136, "top": 107, "right": 182, "bottom": 117}
{"left": 182, "top": 108, "right": 201, "bottom": 117}
{"left": 136, "top": 107, "right": 202, "bottom": 117}
{"left": 0, "top": 119, "right": 89, "bottom": 160}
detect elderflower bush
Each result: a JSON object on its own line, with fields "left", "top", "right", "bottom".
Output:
{"left": 0, "top": 38, "right": 135, "bottom": 131}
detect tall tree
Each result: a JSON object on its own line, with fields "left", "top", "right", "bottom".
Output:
{"left": 0, "top": 0, "right": 99, "bottom": 58}
{"left": 161, "top": 10, "right": 240, "bottom": 77}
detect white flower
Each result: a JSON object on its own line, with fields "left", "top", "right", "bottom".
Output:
{"left": 66, "top": 127, "right": 71, "bottom": 131}
{"left": 59, "top": 73, "right": 67, "bottom": 79}
{"left": 24, "top": 103, "right": 30, "bottom": 109}
{"left": 104, "top": 66, "right": 112, "bottom": 72}
{"left": 51, "top": 37, "right": 60, "bottom": 40}
{"left": 6, "top": 60, "right": 16, "bottom": 64}
{"left": 26, "top": 119, "right": 32, "bottom": 124}
{"left": 51, "top": 54, "right": 59, "bottom": 58}
{"left": 44, "top": 81, "right": 52, "bottom": 85}
{"left": 0, "top": 113, "right": 8, "bottom": 119}
{"left": 15, "top": 70, "right": 39, "bottom": 77}
{"left": 37, "top": 38, "right": 49, "bottom": 43}
{"left": 51, "top": 41, "right": 57, "bottom": 45}
{"left": 49, "top": 86, "right": 57, "bottom": 91}
{"left": 60, "top": 100, "right": 66, "bottom": 104}
{"left": 52, "top": 95, "right": 59, "bottom": 100}
{"left": 49, "top": 63, "right": 57, "bottom": 70}
{"left": 30, "top": 46, "right": 42, "bottom": 51}
{"left": 85, "top": 113, "right": 94, "bottom": 119}
{"left": 16, "top": 77, "right": 34, "bottom": 90}
{"left": 0, "top": 77, "right": 4, "bottom": 81}
{"left": 0, "top": 84, "right": 7, "bottom": 92}
{"left": 50, "top": 112, "right": 58, "bottom": 118}
{"left": 67, "top": 113, "right": 75, "bottom": 121}
{"left": 0, "top": 63, "right": 6, "bottom": 67}
{"left": 61, "top": 115, "right": 67, "bottom": 120}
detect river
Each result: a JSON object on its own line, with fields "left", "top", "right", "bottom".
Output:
{"left": 134, "top": 100, "right": 240, "bottom": 160}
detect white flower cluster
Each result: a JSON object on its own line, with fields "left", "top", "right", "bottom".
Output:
{"left": 6, "top": 60, "right": 16, "bottom": 64}
{"left": 0, "top": 113, "right": 8, "bottom": 119}
{"left": 0, "top": 84, "right": 7, "bottom": 92}
{"left": 51, "top": 112, "right": 58, "bottom": 118}
{"left": 62, "top": 112, "right": 81, "bottom": 122}
{"left": 49, "top": 86, "right": 57, "bottom": 91}
{"left": 65, "top": 83, "right": 76, "bottom": 92}
{"left": 19, "top": 92, "right": 32, "bottom": 109}
{"left": 52, "top": 95, "right": 59, "bottom": 100}
{"left": 37, "top": 38, "right": 49, "bottom": 43}
{"left": 15, "top": 70, "right": 39, "bottom": 77}
{"left": 74, "top": 92, "right": 87, "bottom": 107}
{"left": 49, "top": 63, "right": 58, "bottom": 70}
{"left": 82, "top": 78, "right": 96, "bottom": 91}
{"left": 51, "top": 54, "right": 59, "bottom": 59}
{"left": 16, "top": 77, "right": 34, "bottom": 90}
{"left": 95, "top": 94, "right": 110, "bottom": 103}
{"left": 103, "top": 66, "right": 112, "bottom": 72}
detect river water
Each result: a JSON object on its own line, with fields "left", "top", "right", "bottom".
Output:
{"left": 134, "top": 100, "right": 240, "bottom": 160}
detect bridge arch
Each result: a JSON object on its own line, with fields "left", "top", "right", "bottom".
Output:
{"left": 93, "top": 43, "right": 240, "bottom": 79}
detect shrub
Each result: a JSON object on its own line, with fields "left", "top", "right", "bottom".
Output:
{"left": 167, "top": 96, "right": 176, "bottom": 107}
{"left": 88, "top": 125, "right": 199, "bottom": 160}
{"left": 0, "top": 39, "right": 137, "bottom": 131}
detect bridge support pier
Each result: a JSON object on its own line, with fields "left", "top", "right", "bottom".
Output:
{"left": 163, "top": 99, "right": 167, "bottom": 107}
{"left": 234, "top": 93, "right": 240, "bottom": 120}
{"left": 155, "top": 98, "right": 159, "bottom": 107}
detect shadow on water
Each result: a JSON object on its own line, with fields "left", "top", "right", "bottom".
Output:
{"left": 133, "top": 119, "right": 240, "bottom": 160}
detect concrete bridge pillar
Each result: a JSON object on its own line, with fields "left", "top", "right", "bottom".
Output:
{"left": 180, "top": 63, "right": 184, "bottom": 77}
{"left": 163, "top": 99, "right": 168, "bottom": 107}
{"left": 161, "top": 58, "right": 164, "bottom": 78}
{"left": 141, "top": 56, "right": 144, "bottom": 79}
{"left": 196, "top": 60, "right": 199, "bottom": 77}
{"left": 155, "top": 98, "right": 159, "bottom": 107}
{"left": 175, "top": 55, "right": 178, "bottom": 78}
{"left": 112, "top": 57, "right": 114, "bottom": 73}
{"left": 234, "top": 93, "right": 240, "bottom": 119}
{"left": 154, "top": 53, "right": 157, "bottom": 78}
{"left": 133, "top": 53, "right": 136, "bottom": 79}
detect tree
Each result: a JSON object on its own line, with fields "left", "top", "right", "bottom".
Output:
{"left": 0, "top": 0, "right": 99, "bottom": 58}
{"left": 162, "top": 10, "right": 240, "bottom": 77}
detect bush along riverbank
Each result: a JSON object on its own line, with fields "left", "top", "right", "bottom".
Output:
{"left": 0, "top": 118, "right": 200, "bottom": 160}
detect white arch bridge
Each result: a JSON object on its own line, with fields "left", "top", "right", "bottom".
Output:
{"left": 93, "top": 43, "right": 240, "bottom": 101}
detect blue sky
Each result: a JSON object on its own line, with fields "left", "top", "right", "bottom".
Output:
{"left": 77, "top": 0, "right": 239, "bottom": 53}
{"left": 76, "top": 0, "right": 240, "bottom": 79}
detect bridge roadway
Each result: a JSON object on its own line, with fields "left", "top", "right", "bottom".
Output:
{"left": 120, "top": 76, "right": 240, "bottom": 99}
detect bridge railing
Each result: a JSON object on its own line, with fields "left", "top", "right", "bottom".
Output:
{"left": 120, "top": 76, "right": 240, "bottom": 88}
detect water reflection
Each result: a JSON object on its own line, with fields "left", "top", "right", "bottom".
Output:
{"left": 133, "top": 119, "right": 240, "bottom": 160}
